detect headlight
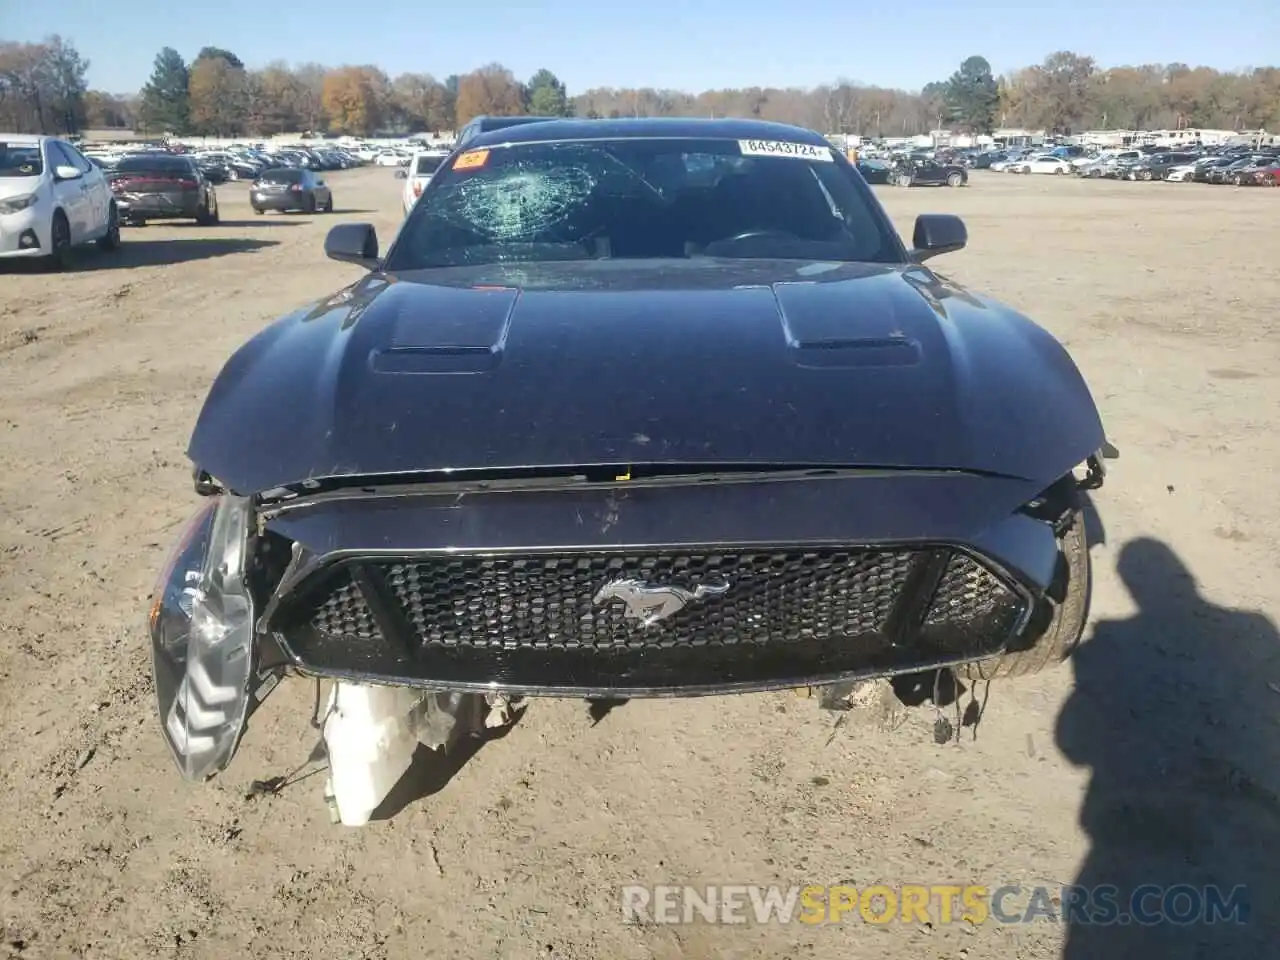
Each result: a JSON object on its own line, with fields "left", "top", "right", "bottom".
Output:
{"left": 0, "top": 193, "right": 37, "bottom": 214}
{"left": 148, "top": 494, "right": 257, "bottom": 781}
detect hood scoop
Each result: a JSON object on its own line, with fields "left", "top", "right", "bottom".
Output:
{"left": 370, "top": 284, "right": 520, "bottom": 375}
{"left": 773, "top": 280, "right": 922, "bottom": 368}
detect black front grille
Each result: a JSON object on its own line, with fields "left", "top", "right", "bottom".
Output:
{"left": 280, "top": 547, "right": 1026, "bottom": 693}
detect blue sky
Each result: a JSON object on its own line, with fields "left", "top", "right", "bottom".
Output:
{"left": 7, "top": 0, "right": 1278, "bottom": 95}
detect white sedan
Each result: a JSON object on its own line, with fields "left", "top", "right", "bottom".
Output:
{"left": 375, "top": 151, "right": 406, "bottom": 167}
{"left": 1164, "top": 163, "right": 1199, "bottom": 182}
{"left": 990, "top": 155, "right": 1030, "bottom": 172}
{"left": 0, "top": 135, "right": 119, "bottom": 269}
{"left": 401, "top": 149, "right": 450, "bottom": 214}
{"left": 1012, "top": 155, "right": 1073, "bottom": 175}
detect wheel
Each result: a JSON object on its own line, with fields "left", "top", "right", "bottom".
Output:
{"left": 210, "top": 193, "right": 220, "bottom": 224}
{"left": 946, "top": 172, "right": 963, "bottom": 187}
{"left": 1232, "top": 174, "right": 1242, "bottom": 185}
{"left": 1140, "top": 170, "right": 1152, "bottom": 181}
{"left": 957, "top": 500, "right": 1091, "bottom": 680}
{"left": 1053, "top": 167, "right": 1064, "bottom": 175}
{"left": 323, "top": 195, "right": 334, "bottom": 213}
{"left": 45, "top": 211, "right": 73, "bottom": 271}
{"left": 195, "top": 199, "right": 215, "bottom": 226}
{"left": 253, "top": 206, "right": 264, "bottom": 215}
{"left": 305, "top": 194, "right": 317, "bottom": 213}
{"left": 96, "top": 202, "right": 120, "bottom": 252}
{"left": 228, "top": 168, "right": 239, "bottom": 181}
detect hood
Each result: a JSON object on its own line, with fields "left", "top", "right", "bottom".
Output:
{"left": 189, "top": 260, "right": 1106, "bottom": 495}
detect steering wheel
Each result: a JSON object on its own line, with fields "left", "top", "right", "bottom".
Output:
{"left": 724, "top": 228, "right": 799, "bottom": 243}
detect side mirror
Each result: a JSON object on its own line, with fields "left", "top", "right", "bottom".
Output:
{"left": 910, "top": 214, "right": 967, "bottom": 263}
{"left": 325, "top": 223, "right": 379, "bottom": 270}
{"left": 54, "top": 164, "right": 83, "bottom": 181}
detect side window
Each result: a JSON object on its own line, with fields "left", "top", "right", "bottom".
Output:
{"left": 48, "top": 141, "right": 80, "bottom": 171}
{"left": 61, "top": 142, "right": 95, "bottom": 173}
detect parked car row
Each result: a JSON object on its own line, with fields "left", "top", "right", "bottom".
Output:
{"left": 855, "top": 156, "right": 968, "bottom": 187}
{"left": 991, "top": 153, "right": 1075, "bottom": 175}
{"left": 81, "top": 141, "right": 367, "bottom": 186}
{"left": 0, "top": 131, "right": 355, "bottom": 273}
{"left": 1071, "top": 144, "right": 1280, "bottom": 184}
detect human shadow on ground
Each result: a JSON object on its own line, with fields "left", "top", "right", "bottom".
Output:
{"left": 0, "top": 237, "right": 279, "bottom": 273}
{"left": 84, "top": 237, "right": 278, "bottom": 270}
{"left": 1057, "top": 537, "right": 1280, "bottom": 957}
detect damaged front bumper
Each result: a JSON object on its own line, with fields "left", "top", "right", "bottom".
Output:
{"left": 149, "top": 452, "right": 1116, "bottom": 821}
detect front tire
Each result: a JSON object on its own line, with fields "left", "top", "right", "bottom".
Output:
{"left": 45, "top": 211, "right": 73, "bottom": 271}
{"left": 96, "top": 203, "right": 120, "bottom": 251}
{"left": 946, "top": 172, "right": 963, "bottom": 187}
{"left": 957, "top": 503, "right": 1091, "bottom": 680}
{"left": 323, "top": 195, "right": 334, "bottom": 213}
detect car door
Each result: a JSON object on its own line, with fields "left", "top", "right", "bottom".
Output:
{"left": 915, "top": 161, "right": 942, "bottom": 185}
{"left": 61, "top": 141, "right": 110, "bottom": 236}
{"left": 46, "top": 141, "right": 92, "bottom": 243}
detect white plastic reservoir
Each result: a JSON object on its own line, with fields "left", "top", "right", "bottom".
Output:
{"left": 322, "top": 683, "right": 430, "bottom": 827}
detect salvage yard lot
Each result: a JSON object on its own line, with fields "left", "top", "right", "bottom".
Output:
{"left": 1, "top": 169, "right": 1278, "bottom": 959}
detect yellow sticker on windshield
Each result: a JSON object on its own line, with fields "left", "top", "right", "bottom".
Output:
{"left": 453, "top": 149, "right": 489, "bottom": 171}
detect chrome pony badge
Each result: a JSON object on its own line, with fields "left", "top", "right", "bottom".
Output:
{"left": 592, "top": 578, "right": 730, "bottom": 627}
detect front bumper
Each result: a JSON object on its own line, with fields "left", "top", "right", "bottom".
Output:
{"left": 252, "top": 472, "right": 1072, "bottom": 698}
{"left": 149, "top": 464, "right": 1110, "bottom": 780}
{"left": 0, "top": 205, "right": 49, "bottom": 258}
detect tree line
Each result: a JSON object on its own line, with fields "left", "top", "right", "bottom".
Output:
{"left": 3, "top": 36, "right": 1278, "bottom": 139}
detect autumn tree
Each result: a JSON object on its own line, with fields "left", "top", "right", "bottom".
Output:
{"left": 194, "top": 47, "right": 244, "bottom": 70}
{"left": 107, "top": 49, "right": 1280, "bottom": 141}
{"left": 0, "top": 37, "right": 90, "bottom": 133}
{"left": 454, "top": 63, "right": 526, "bottom": 126}
{"left": 526, "top": 68, "right": 570, "bottom": 116}
{"left": 322, "top": 66, "right": 391, "bottom": 135}
{"left": 292, "top": 63, "right": 329, "bottom": 133}
{"left": 84, "top": 91, "right": 134, "bottom": 129}
{"left": 189, "top": 50, "right": 250, "bottom": 135}
{"left": 392, "top": 72, "right": 453, "bottom": 132}
{"left": 1026, "top": 51, "right": 1096, "bottom": 133}
{"left": 248, "top": 61, "right": 306, "bottom": 134}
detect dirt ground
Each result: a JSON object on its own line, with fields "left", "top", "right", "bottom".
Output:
{"left": 1, "top": 168, "right": 1278, "bottom": 960}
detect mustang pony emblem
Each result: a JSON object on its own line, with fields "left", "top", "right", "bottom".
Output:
{"left": 592, "top": 578, "right": 731, "bottom": 627}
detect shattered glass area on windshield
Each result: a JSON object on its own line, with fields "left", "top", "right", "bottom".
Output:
{"left": 433, "top": 163, "right": 597, "bottom": 242}
{"left": 389, "top": 137, "right": 898, "bottom": 270}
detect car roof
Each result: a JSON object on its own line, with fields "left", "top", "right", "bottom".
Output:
{"left": 464, "top": 117, "right": 832, "bottom": 150}
{"left": 0, "top": 134, "right": 45, "bottom": 144}
{"left": 466, "top": 115, "right": 560, "bottom": 132}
